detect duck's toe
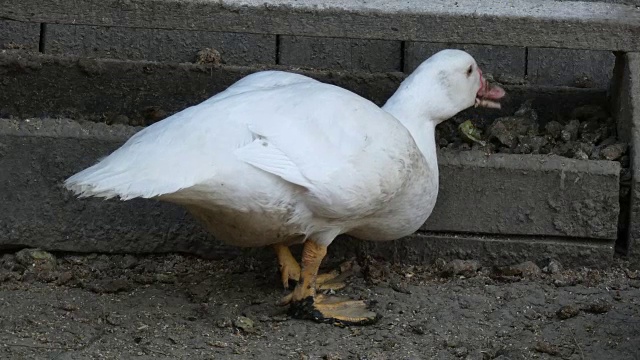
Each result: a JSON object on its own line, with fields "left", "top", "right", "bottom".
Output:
{"left": 288, "top": 294, "right": 381, "bottom": 326}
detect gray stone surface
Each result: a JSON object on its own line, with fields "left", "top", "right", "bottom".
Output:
{"left": 278, "top": 36, "right": 401, "bottom": 72}
{"left": 0, "top": 119, "right": 226, "bottom": 257}
{"left": 338, "top": 233, "right": 614, "bottom": 269}
{"left": 0, "top": 20, "right": 40, "bottom": 51}
{"left": 2, "top": 0, "right": 639, "bottom": 51}
{"left": 405, "top": 42, "right": 525, "bottom": 83}
{"left": 527, "top": 47, "right": 615, "bottom": 89}
{"left": 46, "top": 24, "right": 276, "bottom": 65}
{"left": 612, "top": 52, "right": 640, "bottom": 266}
{"left": 423, "top": 151, "right": 620, "bottom": 239}
{"left": 0, "top": 52, "right": 404, "bottom": 122}
{"left": 0, "top": 118, "right": 616, "bottom": 267}
{"left": 0, "top": 52, "right": 609, "bottom": 124}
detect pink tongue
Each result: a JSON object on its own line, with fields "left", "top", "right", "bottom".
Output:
{"left": 483, "top": 84, "right": 506, "bottom": 100}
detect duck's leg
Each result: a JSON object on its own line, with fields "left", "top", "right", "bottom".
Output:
{"left": 281, "top": 240, "right": 380, "bottom": 326}
{"left": 272, "top": 243, "right": 346, "bottom": 290}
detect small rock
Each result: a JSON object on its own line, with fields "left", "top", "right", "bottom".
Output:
{"left": 495, "top": 261, "right": 541, "bottom": 277}
{"left": 441, "top": 259, "right": 481, "bottom": 277}
{"left": 545, "top": 121, "right": 563, "bottom": 139}
{"left": 557, "top": 304, "right": 580, "bottom": 319}
{"left": 534, "top": 341, "right": 560, "bottom": 355}
{"left": 514, "top": 99, "right": 538, "bottom": 122}
{"left": 561, "top": 120, "right": 580, "bottom": 142}
{"left": 541, "top": 259, "right": 562, "bottom": 274}
{"left": 216, "top": 318, "right": 233, "bottom": 328}
{"left": 105, "top": 313, "right": 124, "bottom": 326}
{"left": 453, "top": 347, "right": 469, "bottom": 357}
{"left": 582, "top": 300, "right": 612, "bottom": 314}
{"left": 433, "top": 258, "right": 447, "bottom": 270}
{"left": 410, "top": 321, "right": 429, "bottom": 335}
{"left": 234, "top": 316, "right": 256, "bottom": 333}
{"left": 600, "top": 143, "right": 627, "bottom": 161}
{"left": 15, "top": 248, "right": 56, "bottom": 271}
{"left": 1, "top": 254, "right": 24, "bottom": 272}
{"left": 488, "top": 117, "right": 536, "bottom": 148}
{"left": 209, "top": 341, "right": 228, "bottom": 348}
{"left": 88, "top": 279, "right": 133, "bottom": 294}
{"left": 381, "top": 340, "right": 397, "bottom": 351}
{"left": 390, "top": 282, "right": 411, "bottom": 294}
{"left": 515, "top": 135, "right": 547, "bottom": 154}
{"left": 55, "top": 271, "right": 74, "bottom": 285}
{"left": 573, "top": 148, "right": 589, "bottom": 160}
{"left": 119, "top": 255, "right": 138, "bottom": 269}
{"left": 196, "top": 48, "right": 222, "bottom": 65}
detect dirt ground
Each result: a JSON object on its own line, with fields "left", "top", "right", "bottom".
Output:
{"left": 1, "top": 249, "right": 639, "bottom": 360}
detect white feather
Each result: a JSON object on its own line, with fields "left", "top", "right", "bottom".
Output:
{"left": 65, "top": 50, "right": 490, "bottom": 247}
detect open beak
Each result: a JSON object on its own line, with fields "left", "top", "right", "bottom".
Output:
{"left": 475, "top": 68, "right": 506, "bottom": 109}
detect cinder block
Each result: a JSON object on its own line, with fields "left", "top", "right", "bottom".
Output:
{"left": 331, "top": 233, "right": 614, "bottom": 269}
{"left": 0, "top": 119, "right": 616, "bottom": 268}
{"left": 0, "top": 20, "right": 40, "bottom": 51}
{"left": 0, "top": 52, "right": 403, "bottom": 121}
{"left": 611, "top": 52, "right": 640, "bottom": 266}
{"left": 4, "top": 0, "right": 640, "bottom": 52}
{"left": 0, "top": 53, "right": 623, "bottom": 245}
{"left": 278, "top": 36, "right": 401, "bottom": 72}
{"left": 424, "top": 150, "right": 620, "bottom": 240}
{"left": 46, "top": 24, "right": 276, "bottom": 65}
{"left": 404, "top": 43, "right": 526, "bottom": 83}
{"left": 527, "top": 47, "right": 615, "bottom": 88}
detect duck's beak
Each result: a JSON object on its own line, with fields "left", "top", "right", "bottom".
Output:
{"left": 475, "top": 68, "right": 506, "bottom": 109}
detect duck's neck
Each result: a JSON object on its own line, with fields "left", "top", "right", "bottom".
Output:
{"left": 382, "top": 83, "right": 440, "bottom": 174}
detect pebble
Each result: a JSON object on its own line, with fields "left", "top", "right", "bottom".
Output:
{"left": 234, "top": 316, "right": 256, "bottom": 333}
{"left": 495, "top": 261, "right": 541, "bottom": 277}
{"left": 601, "top": 143, "right": 627, "bottom": 161}
{"left": 582, "top": 300, "right": 612, "bottom": 314}
{"left": 15, "top": 248, "right": 56, "bottom": 271}
{"left": 557, "top": 304, "right": 580, "bottom": 319}
{"left": 541, "top": 259, "right": 563, "bottom": 274}
{"left": 441, "top": 260, "right": 481, "bottom": 277}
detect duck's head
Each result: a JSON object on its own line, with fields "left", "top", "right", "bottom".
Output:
{"left": 384, "top": 49, "right": 506, "bottom": 124}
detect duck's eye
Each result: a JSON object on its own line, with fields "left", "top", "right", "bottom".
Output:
{"left": 466, "top": 65, "right": 473, "bottom": 77}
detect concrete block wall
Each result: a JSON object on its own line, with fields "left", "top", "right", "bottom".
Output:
{"left": 0, "top": 20, "right": 40, "bottom": 51}
{"left": 0, "top": 20, "right": 616, "bottom": 89}
{"left": 0, "top": 0, "right": 635, "bottom": 266}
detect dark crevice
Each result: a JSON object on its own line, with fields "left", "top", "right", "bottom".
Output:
{"left": 275, "top": 34, "right": 281, "bottom": 65}
{"left": 524, "top": 47, "right": 529, "bottom": 78}
{"left": 616, "top": 165, "right": 633, "bottom": 256}
{"left": 38, "top": 23, "right": 47, "bottom": 53}
{"left": 414, "top": 230, "right": 614, "bottom": 246}
{"left": 400, "top": 41, "right": 406, "bottom": 73}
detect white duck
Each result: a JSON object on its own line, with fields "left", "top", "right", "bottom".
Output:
{"left": 65, "top": 49, "right": 505, "bottom": 325}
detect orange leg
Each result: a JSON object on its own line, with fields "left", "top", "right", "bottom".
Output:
{"left": 272, "top": 243, "right": 345, "bottom": 290}
{"left": 281, "top": 240, "right": 380, "bottom": 326}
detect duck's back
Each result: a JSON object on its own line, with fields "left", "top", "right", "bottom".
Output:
{"left": 65, "top": 71, "right": 428, "bottom": 245}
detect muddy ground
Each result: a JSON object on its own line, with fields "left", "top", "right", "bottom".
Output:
{"left": 1, "top": 249, "right": 639, "bottom": 360}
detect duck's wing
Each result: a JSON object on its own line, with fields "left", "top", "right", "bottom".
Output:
{"left": 64, "top": 71, "right": 320, "bottom": 200}
{"left": 235, "top": 83, "right": 417, "bottom": 220}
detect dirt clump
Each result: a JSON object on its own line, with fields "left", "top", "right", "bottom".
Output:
{"left": 438, "top": 101, "right": 626, "bottom": 162}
